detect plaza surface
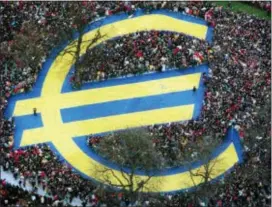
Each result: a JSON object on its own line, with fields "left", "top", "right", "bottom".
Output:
{"left": 5, "top": 10, "right": 243, "bottom": 193}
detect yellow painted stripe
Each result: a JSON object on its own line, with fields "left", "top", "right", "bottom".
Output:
{"left": 20, "top": 105, "right": 194, "bottom": 147}
{"left": 65, "top": 104, "right": 194, "bottom": 137}
{"left": 41, "top": 14, "right": 208, "bottom": 96}
{"left": 13, "top": 73, "right": 200, "bottom": 116}
{"left": 51, "top": 138, "right": 238, "bottom": 192}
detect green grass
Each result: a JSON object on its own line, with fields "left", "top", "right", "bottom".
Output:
{"left": 214, "top": 1, "right": 271, "bottom": 20}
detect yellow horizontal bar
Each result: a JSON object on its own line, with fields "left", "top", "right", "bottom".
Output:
{"left": 20, "top": 104, "right": 194, "bottom": 147}
{"left": 13, "top": 73, "right": 200, "bottom": 116}
{"left": 65, "top": 104, "right": 194, "bottom": 137}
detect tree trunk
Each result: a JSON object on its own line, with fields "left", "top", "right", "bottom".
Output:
{"left": 74, "top": 35, "right": 83, "bottom": 87}
{"left": 129, "top": 190, "right": 138, "bottom": 205}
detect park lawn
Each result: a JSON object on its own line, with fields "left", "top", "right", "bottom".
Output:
{"left": 214, "top": 1, "right": 271, "bottom": 20}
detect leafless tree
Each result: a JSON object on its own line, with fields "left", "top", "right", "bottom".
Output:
{"left": 61, "top": 29, "right": 106, "bottom": 87}
{"left": 92, "top": 128, "right": 163, "bottom": 204}
{"left": 57, "top": 3, "right": 107, "bottom": 88}
{"left": 181, "top": 138, "right": 224, "bottom": 205}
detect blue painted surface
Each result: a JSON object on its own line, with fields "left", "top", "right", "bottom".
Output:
{"left": 14, "top": 126, "right": 243, "bottom": 194}
{"left": 11, "top": 65, "right": 207, "bottom": 151}
{"left": 206, "top": 26, "right": 214, "bottom": 43}
{"left": 61, "top": 90, "right": 199, "bottom": 123}
{"left": 4, "top": 44, "right": 67, "bottom": 118}
{"left": 229, "top": 127, "right": 244, "bottom": 163}
{"left": 61, "top": 64, "right": 208, "bottom": 93}
{"left": 13, "top": 114, "right": 43, "bottom": 149}
{"left": 79, "top": 9, "right": 212, "bottom": 43}
{"left": 60, "top": 64, "right": 207, "bottom": 123}
{"left": 73, "top": 127, "right": 243, "bottom": 177}
{"left": 5, "top": 9, "right": 212, "bottom": 118}
{"left": 3, "top": 9, "right": 241, "bottom": 194}
{"left": 192, "top": 72, "right": 206, "bottom": 120}
{"left": 61, "top": 9, "right": 213, "bottom": 93}
{"left": 12, "top": 118, "right": 243, "bottom": 193}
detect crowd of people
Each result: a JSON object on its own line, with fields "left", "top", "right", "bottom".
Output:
{"left": 0, "top": 1, "right": 271, "bottom": 207}
{"left": 81, "top": 31, "right": 209, "bottom": 82}
{"left": 249, "top": 1, "right": 271, "bottom": 13}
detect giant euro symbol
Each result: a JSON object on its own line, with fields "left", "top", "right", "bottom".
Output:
{"left": 6, "top": 10, "right": 243, "bottom": 193}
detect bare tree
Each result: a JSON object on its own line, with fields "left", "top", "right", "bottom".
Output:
{"left": 92, "top": 128, "right": 163, "bottom": 205}
{"left": 181, "top": 138, "right": 224, "bottom": 205}
{"left": 61, "top": 29, "right": 106, "bottom": 87}
{"left": 57, "top": 3, "right": 106, "bottom": 88}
